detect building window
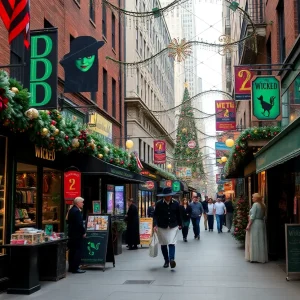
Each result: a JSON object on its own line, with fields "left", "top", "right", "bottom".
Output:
{"left": 112, "top": 13, "right": 116, "bottom": 49}
{"left": 112, "top": 78, "right": 116, "bottom": 118}
{"left": 277, "top": 0, "right": 285, "bottom": 62}
{"left": 139, "top": 139, "right": 142, "bottom": 158}
{"left": 89, "top": 0, "right": 95, "bottom": 23}
{"left": 143, "top": 142, "right": 146, "bottom": 161}
{"left": 103, "top": 68, "right": 108, "bottom": 111}
{"left": 10, "top": 34, "right": 24, "bottom": 82}
{"left": 147, "top": 145, "right": 150, "bottom": 163}
{"left": 102, "top": 4, "right": 107, "bottom": 37}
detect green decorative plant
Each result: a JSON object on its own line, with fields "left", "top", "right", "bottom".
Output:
{"left": 232, "top": 197, "right": 249, "bottom": 244}
{"left": 112, "top": 219, "right": 126, "bottom": 233}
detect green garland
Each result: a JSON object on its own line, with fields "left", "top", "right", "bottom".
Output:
{"left": 224, "top": 126, "right": 281, "bottom": 177}
{"left": 232, "top": 197, "right": 249, "bottom": 243}
{"left": 0, "top": 70, "right": 140, "bottom": 173}
{"left": 148, "top": 163, "right": 176, "bottom": 180}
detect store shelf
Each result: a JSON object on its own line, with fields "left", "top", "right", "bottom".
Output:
{"left": 15, "top": 223, "right": 36, "bottom": 227}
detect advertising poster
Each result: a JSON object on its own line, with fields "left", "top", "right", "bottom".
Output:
{"left": 153, "top": 140, "right": 166, "bottom": 164}
{"left": 107, "top": 185, "right": 114, "bottom": 214}
{"left": 115, "top": 186, "right": 124, "bottom": 215}
{"left": 215, "top": 142, "right": 231, "bottom": 167}
{"left": 64, "top": 170, "right": 81, "bottom": 204}
{"left": 87, "top": 215, "right": 108, "bottom": 231}
{"left": 234, "top": 66, "right": 254, "bottom": 101}
{"left": 176, "top": 167, "right": 192, "bottom": 178}
{"left": 139, "top": 218, "right": 153, "bottom": 245}
{"left": 215, "top": 100, "right": 236, "bottom": 131}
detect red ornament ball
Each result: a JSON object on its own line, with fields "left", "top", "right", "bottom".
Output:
{"left": 65, "top": 135, "right": 69, "bottom": 140}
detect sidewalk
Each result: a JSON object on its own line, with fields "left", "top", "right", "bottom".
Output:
{"left": 2, "top": 224, "right": 300, "bottom": 300}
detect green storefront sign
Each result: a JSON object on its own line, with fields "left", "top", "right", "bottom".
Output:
{"left": 252, "top": 76, "right": 281, "bottom": 121}
{"left": 61, "top": 109, "right": 85, "bottom": 126}
{"left": 172, "top": 181, "right": 181, "bottom": 192}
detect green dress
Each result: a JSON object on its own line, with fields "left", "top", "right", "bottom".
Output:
{"left": 245, "top": 202, "right": 268, "bottom": 263}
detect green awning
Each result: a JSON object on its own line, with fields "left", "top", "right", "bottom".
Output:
{"left": 255, "top": 117, "right": 300, "bottom": 173}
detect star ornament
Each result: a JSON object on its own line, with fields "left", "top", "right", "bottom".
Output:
{"left": 168, "top": 38, "right": 192, "bottom": 62}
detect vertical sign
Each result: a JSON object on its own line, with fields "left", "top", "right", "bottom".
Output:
{"left": 215, "top": 142, "right": 231, "bottom": 166}
{"left": 153, "top": 140, "right": 166, "bottom": 164}
{"left": 139, "top": 218, "right": 153, "bottom": 245}
{"left": 64, "top": 170, "right": 81, "bottom": 204}
{"left": 215, "top": 100, "right": 236, "bottom": 131}
{"left": 234, "top": 66, "right": 254, "bottom": 101}
{"left": 251, "top": 76, "right": 281, "bottom": 121}
{"left": 25, "top": 28, "right": 58, "bottom": 109}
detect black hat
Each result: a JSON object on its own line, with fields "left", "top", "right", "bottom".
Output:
{"left": 156, "top": 187, "right": 176, "bottom": 197}
{"left": 60, "top": 36, "right": 105, "bottom": 65}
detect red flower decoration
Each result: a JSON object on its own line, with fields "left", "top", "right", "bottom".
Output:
{"left": 0, "top": 95, "right": 9, "bottom": 111}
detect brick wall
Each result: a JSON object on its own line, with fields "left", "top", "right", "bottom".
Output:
{"left": 0, "top": 0, "right": 125, "bottom": 146}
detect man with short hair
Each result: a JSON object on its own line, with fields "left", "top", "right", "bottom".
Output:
{"left": 190, "top": 197, "right": 204, "bottom": 240}
{"left": 147, "top": 201, "right": 156, "bottom": 218}
{"left": 215, "top": 197, "right": 226, "bottom": 234}
{"left": 67, "top": 197, "right": 86, "bottom": 273}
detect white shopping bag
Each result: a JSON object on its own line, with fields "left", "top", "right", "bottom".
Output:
{"left": 149, "top": 232, "right": 158, "bottom": 258}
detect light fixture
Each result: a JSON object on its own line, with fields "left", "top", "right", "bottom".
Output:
{"left": 225, "top": 138, "right": 234, "bottom": 148}
{"left": 167, "top": 163, "right": 172, "bottom": 169}
{"left": 125, "top": 139, "right": 134, "bottom": 149}
{"left": 221, "top": 156, "right": 228, "bottom": 163}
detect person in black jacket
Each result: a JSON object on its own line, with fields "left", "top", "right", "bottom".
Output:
{"left": 179, "top": 197, "right": 192, "bottom": 242}
{"left": 225, "top": 198, "right": 234, "bottom": 232}
{"left": 125, "top": 198, "right": 140, "bottom": 250}
{"left": 67, "top": 197, "right": 86, "bottom": 274}
{"left": 154, "top": 188, "right": 182, "bottom": 269}
{"left": 147, "top": 202, "right": 155, "bottom": 218}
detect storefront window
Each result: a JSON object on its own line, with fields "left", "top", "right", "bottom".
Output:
{"left": 42, "top": 168, "right": 62, "bottom": 232}
{"left": 15, "top": 163, "right": 37, "bottom": 230}
{"left": 0, "top": 136, "right": 7, "bottom": 251}
{"left": 115, "top": 186, "right": 125, "bottom": 215}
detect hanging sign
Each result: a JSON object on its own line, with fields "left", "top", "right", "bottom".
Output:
{"left": 25, "top": 28, "right": 58, "bottom": 109}
{"left": 215, "top": 142, "right": 231, "bottom": 167}
{"left": 251, "top": 76, "right": 281, "bottom": 121}
{"left": 172, "top": 181, "right": 181, "bottom": 192}
{"left": 215, "top": 100, "right": 236, "bottom": 131}
{"left": 64, "top": 170, "right": 81, "bottom": 204}
{"left": 153, "top": 140, "right": 166, "bottom": 164}
{"left": 188, "top": 140, "right": 196, "bottom": 148}
{"left": 234, "top": 66, "right": 254, "bottom": 101}
{"left": 139, "top": 218, "right": 153, "bottom": 245}
{"left": 139, "top": 181, "right": 156, "bottom": 191}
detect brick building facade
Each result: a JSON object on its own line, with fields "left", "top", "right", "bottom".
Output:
{"left": 0, "top": 0, "right": 125, "bottom": 146}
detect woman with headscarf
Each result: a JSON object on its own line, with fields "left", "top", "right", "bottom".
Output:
{"left": 125, "top": 198, "right": 140, "bottom": 250}
{"left": 245, "top": 193, "right": 268, "bottom": 263}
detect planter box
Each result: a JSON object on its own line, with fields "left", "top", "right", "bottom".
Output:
{"left": 113, "top": 232, "right": 123, "bottom": 255}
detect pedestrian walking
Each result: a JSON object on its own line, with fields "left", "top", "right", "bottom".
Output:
{"left": 245, "top": 193, "right": 268, "bottom": 263}
{"left": 147, "top": 201, "right": 155, "bottom": 218}
{"left": 153, "top": 187, "right": 182, "bottom": 269}
{"left": 190, "top": 196, "right": 203, "bottom": 240}
{"left": 67, "top": 197, "right": 86, "bottom": 274}
{"left": 224, "top": 198, "right": 234, "bottom": 232}
{"left": 215, "top": 197, "right": 226, "bottom": 233}
{"left": 125, "top": 198, "right": 140, "bottom": 250}
{"left": 179, "top": 197, "right": 192, "bottom": 242}
{"left": 207, "top": 198, "right": 215, "bottom": 232}
{"left": 202, "top": 196, "right": 209, "bottom": 230}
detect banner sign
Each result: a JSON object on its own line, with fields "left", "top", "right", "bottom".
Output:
{"left": 251, "top": 76, "right": 281, "bottom": 121}
{"left": 64, "top": 170, "right": 81, "bottom": 204}
{"left": 88, "top": 112, "right": 112, "bottom": 142}
{"left": 139, "top": 218, "right": 153, "bottom": 245}
{"left": 153, "top": 140, "right": 166, "bottom": 164}
{"left": 215, "top": 142, "right": 231, "bottom": 167}
{"left": 234, "top": 66, "right": 254, "bottom": 101}
{"left": 285, "top": 224, "right": 300, "bottom": 280}
{"left": 160, "top": 180, "right": 172, "bottom": 188}
{"left": 215, "top": 100, "right": 236, "bottom": 131}
{"left": 25, "top": 28, "right": 58, "bottom": 109}
{"left": 176, "top": 167, "right": 192, "bottom": 178}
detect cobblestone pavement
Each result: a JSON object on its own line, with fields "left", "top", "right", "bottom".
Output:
{"left": 2, "top": 223, "right": 300, "bottom": 300}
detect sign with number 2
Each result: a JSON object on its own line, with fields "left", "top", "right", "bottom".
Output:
{"left": 64, "top": 170, "right": 81, "bottom": 204}
{"left": 234, "top": 66, "right": 254, "bottom": 101}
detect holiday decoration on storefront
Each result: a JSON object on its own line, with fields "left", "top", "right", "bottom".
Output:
{"left": 0, "top": 70, "right": 141, "bottom": 173}
{"left": 232, "top": 196, "right": 249, "bottom": 243}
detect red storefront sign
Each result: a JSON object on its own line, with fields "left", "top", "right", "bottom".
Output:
{"left": 153, "top": 140, "right": 166, "bottom": 164}
{"left": 64, "top": 171, "right": 81, "bottom": 204}
{"left": 234, "top": 66, "right": 254, "bottom": 101}
{"left": 215, "top": 100, "right": 236, "bottom": 131}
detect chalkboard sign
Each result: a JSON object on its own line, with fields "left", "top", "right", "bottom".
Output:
{"left": 81, "top": 214, "right": 115, "bottom": 271}
{"left": 285, "top": 224, "right": 300, "bottom": 280}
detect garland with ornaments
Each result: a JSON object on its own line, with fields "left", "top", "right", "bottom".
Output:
{"left": 223, "top": 126, "right": 281, "bottom": 177}
{"left": 0, "top": 70, "right": 140, "bottom": 173}
{"left": 148, "top": 163, "right": 176, "bottom": 180}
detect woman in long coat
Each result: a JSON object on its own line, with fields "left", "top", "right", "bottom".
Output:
{"left": 245, "top": 193, "right": 268, "bottom": 263}
{"left": 125, "top": 198, "right": 140, "bottom": 250}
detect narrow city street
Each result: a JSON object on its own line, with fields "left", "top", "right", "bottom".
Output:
{"left": 2, "top": 224, "right": 300, "bottom": 300}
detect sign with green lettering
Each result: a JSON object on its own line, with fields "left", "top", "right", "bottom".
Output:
{"left": 251, "top": 76, "right": 281, "bottom": 121}
{"left": 285, "top": 224, "right": 300, "bottom": 280}
{"left": 25, "top": 28, "right": 58, "bottom": 109}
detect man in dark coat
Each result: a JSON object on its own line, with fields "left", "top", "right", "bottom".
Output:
{"left": 147, "top": 201, "right": 155, "bottom": 218}
{"left": 125, "top": 198, "right": 140, "bottom": 250}
{"left": 67, "top": 197, "right": 86, "bottom": 273}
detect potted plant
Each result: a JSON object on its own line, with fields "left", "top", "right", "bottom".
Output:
{"left": 112, "top": 219, "right": 126, "bottom": 255}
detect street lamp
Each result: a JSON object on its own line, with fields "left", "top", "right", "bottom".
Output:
{"left": 225, "top": 138, "right": 234, "bottom": 148}
{"left": 167, "top": 163, "right": 172, "bottom": 170}
{"left": 125, "top": 139, "right": 134, "bottom": 149}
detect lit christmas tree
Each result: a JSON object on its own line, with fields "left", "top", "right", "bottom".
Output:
{"left": 232, "top": 196, "right": 249, "bottom": 243}
{"left": 174, "top": 85, "right": 204, "bottom": 179}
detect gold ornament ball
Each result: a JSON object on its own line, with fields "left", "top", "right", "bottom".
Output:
{"left": 54, "top": 128, "right": 59, "bottom": 135}
{"left": 221, "top": 156, "right": 228, "bottom": 163}
{"left": 11, "top": 87, "right": 19, "bottom": 93}
{"left": 41, "top": 128, "right": 49, "bottom": 136}
{"left": 225, "top": 138, "right": 234, "bottom": 148}
{"left": 98, "top": 154, "right": 103, "bottom": 159}
{"left": 182, "top": 128, "right": 187, "bottom": 134}
{"left": 72, "top": 138, "right": 80, "bottom": 148}
{"left": 104, "top": 146, "right": 109, "bottom": 153}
